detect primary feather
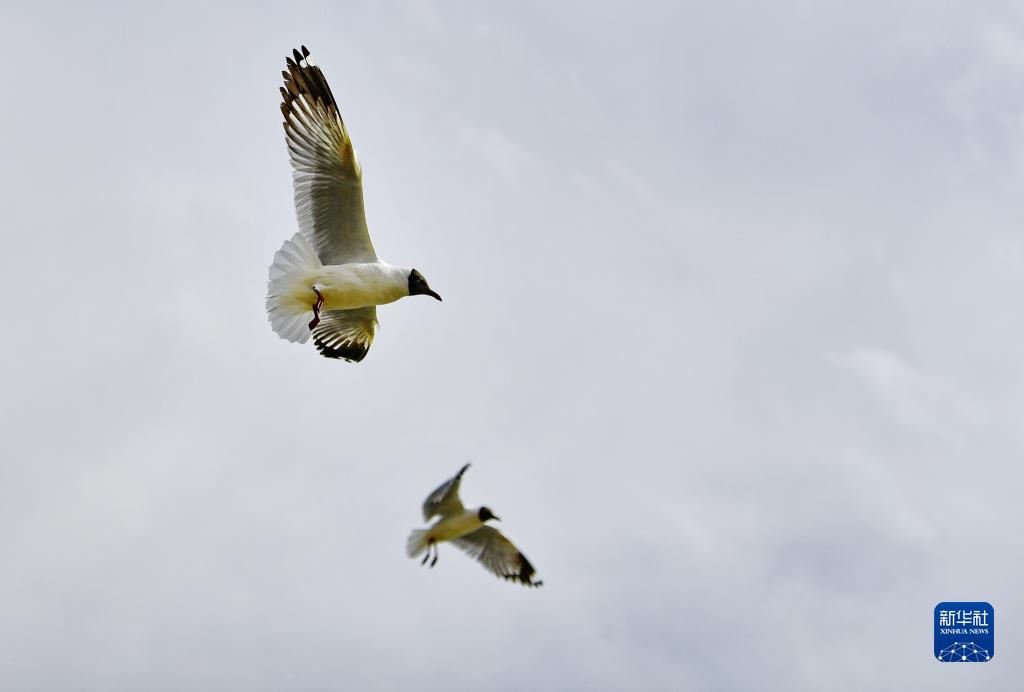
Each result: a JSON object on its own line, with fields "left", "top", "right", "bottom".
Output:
{"left": 280, "top": 46, "right": 376, "bottom": 265}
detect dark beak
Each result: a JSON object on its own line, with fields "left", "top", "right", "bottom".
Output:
{"left": 427, "top": 290, "right": 442, "bottom": 301}
{"left": 492, "top": 515, "right": 501, "bottom": 521}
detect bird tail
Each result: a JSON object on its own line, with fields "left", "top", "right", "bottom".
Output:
{"left": 407, "top": 529, "right": 430, "bottom": 558}
{"left": 266, "top": 232, "right": 322, "bottom": 343}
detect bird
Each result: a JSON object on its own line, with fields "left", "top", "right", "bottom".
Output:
{"left": 265, "top": 46, "right": 441, "bottom": 362}
{"left": 407, "top": 464, "right": 543, "bottom": 587}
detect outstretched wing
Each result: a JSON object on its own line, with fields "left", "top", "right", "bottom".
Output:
{"left": 281, "top": 46, "right": 377, "bottom": 265}
{"left": 452, "top": 526, "right": 543, "bottom": 587}
{"left": 422, "top": 463, "right": 470, "bottom": 521}
{"left": 310, "top": 307, "right": 377, "bottom": 361}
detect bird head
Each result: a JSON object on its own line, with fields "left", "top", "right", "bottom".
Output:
{"left": 408, "top": 269, "right": 441, "bottom": 301}
{"left": 478, "top": 506, "right": 500, "bottom": 522}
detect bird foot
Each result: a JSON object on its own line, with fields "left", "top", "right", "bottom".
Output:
{"left": 308, "top": 287, "right": 324, "bottom": 330}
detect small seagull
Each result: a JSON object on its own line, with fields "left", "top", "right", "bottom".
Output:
{"left": 407, "top": 464, "right": 543, "bottom": 587}
{"left": 266, "top": 46, "right": 441, "bottom": 362}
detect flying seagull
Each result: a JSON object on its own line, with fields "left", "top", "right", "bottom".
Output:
{"left": 407, "top": 464, "right": 543, "bottom": 587}
{"left": 266, "top": 46, "right": 441, "bottom": 362}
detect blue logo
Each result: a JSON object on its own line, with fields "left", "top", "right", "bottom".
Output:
{"left": 935, "top": 602, "right": 993, "bottom": 662}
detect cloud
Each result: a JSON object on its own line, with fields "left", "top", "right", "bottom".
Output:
{"left": 836, "top": 347, "right": 983, "bottom": 438}
{"left": 2, "top": 2, "right": 1024, "bottom": 690}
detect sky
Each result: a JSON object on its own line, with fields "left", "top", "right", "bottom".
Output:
{"left": 2, "top": 1, "right": 1024, "bottom": 690}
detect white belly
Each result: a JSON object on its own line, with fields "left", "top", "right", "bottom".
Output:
{"left": 285, "top": 262, "right": 406, "bottom": 312}
{"left": 429, "top": 511, "right": 483, "bottom": 543}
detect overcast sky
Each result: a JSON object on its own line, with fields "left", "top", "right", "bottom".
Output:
{"left": 2, "top": 1, "right": 1024, "bottom": 690}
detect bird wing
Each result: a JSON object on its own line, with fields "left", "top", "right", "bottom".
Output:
{"left": 422, "top": 463, "right": 470, "bottom": 521}
{"left": 280, "top": 46, "right": 377, "bottom": 265}
{"left": 310, "top": 307, "right": 377, "bottom": 362}
{"left": 452, "top": 526, "right": 543, "bottom": 587}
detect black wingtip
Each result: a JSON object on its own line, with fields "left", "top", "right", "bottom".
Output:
{"left": 292, "top": 48, "right": 303, "bottom": 63}
{"left": 301, "top": 45, "right": 311, "bottom": 57}
{"left": 456, "top": 463, "right": 471, "bottom": 478}
{"left": 502, "top": 573, "right": 543, "bottom": 588}
{"left": 516, "top": 555, "right": 542, "bottom": 587}
{"left": 313, "top": 337, "right": 370, "bottom": 362}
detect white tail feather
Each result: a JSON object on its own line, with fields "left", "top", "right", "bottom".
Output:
{"left": 266, "top": 233, "right": 321, "bottom": 343}
{"left": 407, "top": 529, "right": 430, "bottom": 558}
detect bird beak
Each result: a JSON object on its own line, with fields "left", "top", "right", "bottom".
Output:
{"left": 427, "top": 290, "right": 442, "bottom": 301}
{"left": 492, "top": 515, "right": 501, "bottom": 521}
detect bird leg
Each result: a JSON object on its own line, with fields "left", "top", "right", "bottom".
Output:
{"left": 430, "top": 548, "right": 439, "bottom": 568}
{"left": 421, "top": 541, "right": 433, "bottom": 566}
{"left": 308, "top": 287, "right": 325, "bottom": 330}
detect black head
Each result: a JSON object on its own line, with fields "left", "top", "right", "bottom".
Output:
{"left": 478, "top": 506, "right": 500, "bottom": 522}
{"left": 408, "top": 269, "right": 441, "bottom": 301}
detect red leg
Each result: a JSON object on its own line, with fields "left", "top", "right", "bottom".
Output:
{"left": 308, "top": 287, "right": 324, "bottom": 330}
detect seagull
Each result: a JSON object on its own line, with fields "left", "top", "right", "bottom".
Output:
{"left": 265, "top": 46, "right": 441, "bottom": 362}
{"left": 407, "top": 464, "right": 543, "bottom": 587}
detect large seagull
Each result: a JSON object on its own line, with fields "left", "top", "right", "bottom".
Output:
{"left": 266, "top": 46, "right": 441, "bottom": 362}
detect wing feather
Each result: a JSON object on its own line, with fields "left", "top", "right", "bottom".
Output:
{"left": 280, "top": 46, "right": 377, "bottom": 265}
{"left": 452, "top": 526, "right": 543, "bottom": 587}
{"left": 422, "top": 464, "right": 470, "bottom": 521}
{"left": 310, "top": 307, "right": 377, "bottom": 362}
